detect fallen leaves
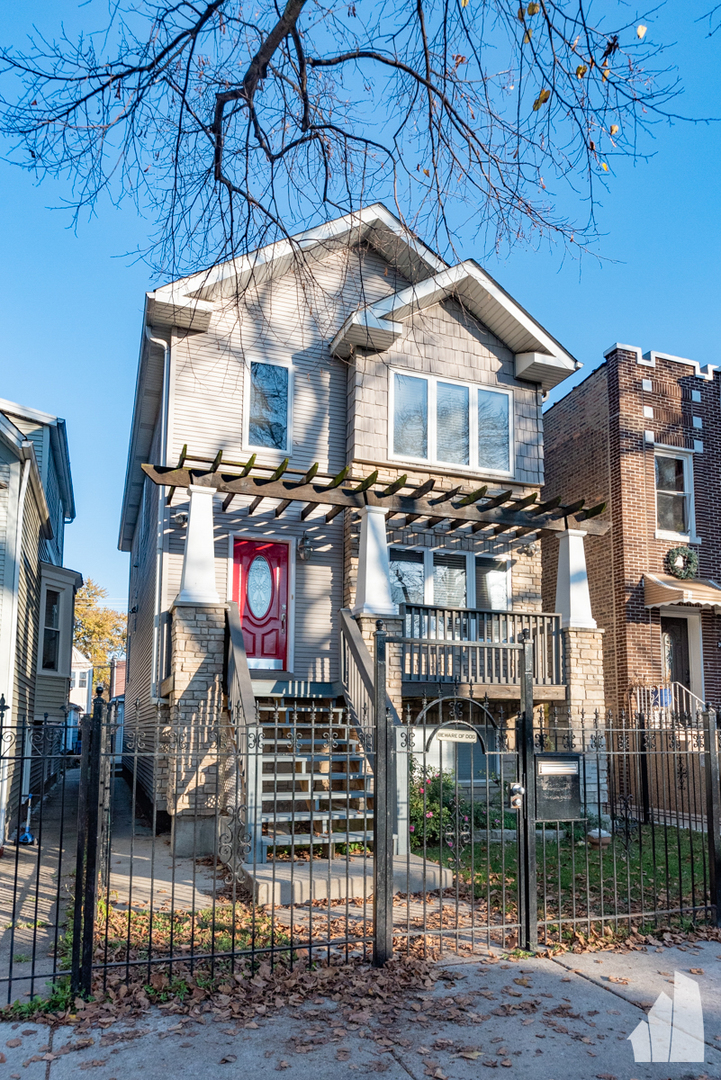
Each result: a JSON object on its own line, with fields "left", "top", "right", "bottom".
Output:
{"left": 219, "top": 1054, "right": 237, "bottom": 1064}
{"left": 689, "top": 968, "right": 704, "bottom": 975}
{"left": 6, "top": 1040, "right": 21, "bottom": 1048}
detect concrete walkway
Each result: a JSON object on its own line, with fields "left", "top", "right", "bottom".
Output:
{"left": 2, "top": 942, "right": 721, "bottom": 1079}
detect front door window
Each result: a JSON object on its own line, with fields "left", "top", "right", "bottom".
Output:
{"left": 233, "top": 540, "right": 289, "bottom": 669}
{"left": 661, "top": 616, "right": 690, "bottom": 690}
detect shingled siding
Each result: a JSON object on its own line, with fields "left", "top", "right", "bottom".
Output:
{"left": 349, "top": 297, "right": 544, "bottom": 487}
{"left": 543, "top": 348, "right": 721, "bottom": 711}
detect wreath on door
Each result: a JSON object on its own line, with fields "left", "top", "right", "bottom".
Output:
{"left": 666, "top": 544, "right": 698, "bottom": 580}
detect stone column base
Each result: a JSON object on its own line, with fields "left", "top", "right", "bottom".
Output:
{"left": 355, "top": 613, "right": 404, "bottom": 722}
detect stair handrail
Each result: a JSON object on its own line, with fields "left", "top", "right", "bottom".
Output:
{"left": 226, "top": 601, "right": 257, "bottom": 728}
{"left": 339, "top": 608, "right": 400, "bottom": 754}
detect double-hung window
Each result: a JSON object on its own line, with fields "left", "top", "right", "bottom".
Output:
{"left": 391, "top": 371, "right": 512, "bottom": 474}
{"left": 247, "top": 361, "right": 291, "bottom": 451}
{"left": 42, "top": 589, "right": 61, "bottom": 671}
{"left": 655, "top": 450, "right": 696, "bottom": 540}
{"left": 389, "top": 548, "right": 509, "bottom": 610}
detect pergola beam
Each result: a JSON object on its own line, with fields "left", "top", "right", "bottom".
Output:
{"left": 141, "top": 463, "right": 609, "bottom": 537}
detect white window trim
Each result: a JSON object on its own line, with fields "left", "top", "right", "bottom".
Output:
{"left": 389, "top": 545, "right": 511, "bottom": 610}
{"left": 243, "top": 357, "right": 294, "bottom": 459}
{"left": 654, "top": 447, "right": 700, "bottom": 545}
{"left": 226, "top": 531, "right": 296, "bottom": 674}
{"left": 658, "top": 606, "right": 704, "bottom": 702}
{"left": 37, "top": 571, "right": 74, "bottom": 679}
{"left": 388, "top": 369, "right": 514, "bottom": 478}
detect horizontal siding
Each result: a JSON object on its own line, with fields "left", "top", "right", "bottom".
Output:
{"left": 34, "top": 673, "right": 71, "bottom": 718}
{"left": 168, "top": 245, "right": 404, "bottom": 476}
{"left": 164, "top": 496, "right": 344, "bottom": 683}
{"left": 124, "top": 462, "right": 161, "bottom": 805}
{"left": 0, "top": 456, "right": 10, "bottom": 665}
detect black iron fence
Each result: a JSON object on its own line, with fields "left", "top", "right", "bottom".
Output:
{"left": 1, "top": 661, "right": 720, "bottom": 1007}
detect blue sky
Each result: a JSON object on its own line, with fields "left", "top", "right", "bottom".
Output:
{"left": 1, "top": 3, "right": 719, "bottom": 605}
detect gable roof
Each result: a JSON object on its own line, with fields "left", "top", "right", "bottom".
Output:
{"left": 329, "top": 260, "right": 578, "bottom": 390}
{"left": 119, "top": 204, "right": 579, "bottom": 548}
{"left": 0, "top": 397, "right": 76, "bottom": 521}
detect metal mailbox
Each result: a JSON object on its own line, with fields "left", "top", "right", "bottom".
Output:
{"left": 534, "top": 753, "right": 582, "bottom": 821}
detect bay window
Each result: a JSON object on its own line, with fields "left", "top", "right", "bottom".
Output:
{"left": 390, "top": 371, "right": 513, "bottom": 474}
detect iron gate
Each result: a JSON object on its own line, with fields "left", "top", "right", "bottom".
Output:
{"left": 1, "top": 646, "right": 721, "bottom": 1006}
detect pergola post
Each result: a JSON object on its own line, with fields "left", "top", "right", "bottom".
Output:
{"left": 177, "top": 484, "right": 220, "bottom": 605}
{"left": 352, "top": 505, "right": 396, "bottom": 617}
{"left": 555, "top": 528, "right": 596, "bottom": 629}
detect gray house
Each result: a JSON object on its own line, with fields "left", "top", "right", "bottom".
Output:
{"left": 0, "top": 398, "right": 79, "bottom": 844}
{"left": 119, "top": 205, "right": 606, "bottom": 855}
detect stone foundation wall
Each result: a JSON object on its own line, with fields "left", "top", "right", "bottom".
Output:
{"left": 167, "top": 602, "right": 229, "bottom": 855}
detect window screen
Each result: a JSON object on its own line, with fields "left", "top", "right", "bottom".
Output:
{"left": 655, "top": 455, "right": 688, "bottom": 534}
{"left": 393, "top": 374, "right": 428, "bottom": 458}
{"left": 433, "top": 552, "right": 467, "bottom": 607}
{"left": 42, "top": 589, "right": 61, "bottom": 671}
{"left": 436, "top": 382, "right": 469, "bottom": 465}
{"left": 476, "top": 558, "right": 508, "bottom": 610}
{"left": 389, "top": 549, "right": 425, "bottom": 605}
{"left": 249, "top": 362, "right": 289, "bottom": 449}
{"left": 478, "top": 388, "right": 510, "bottom": 472}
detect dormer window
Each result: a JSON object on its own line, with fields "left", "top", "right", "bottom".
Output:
{"left": 390, "top": 370, "right": 513, "bottom": 475}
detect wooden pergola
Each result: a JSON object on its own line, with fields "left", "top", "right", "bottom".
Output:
{"left": 142, "top": 449, "right": 608, "bottom": 539}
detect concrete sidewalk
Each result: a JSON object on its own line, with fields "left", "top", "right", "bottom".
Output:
{"left": 2, "top": 943, "right": 721, "bottom": 1079}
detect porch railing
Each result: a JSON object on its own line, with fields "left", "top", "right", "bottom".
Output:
{"left": 399, "top": 604, "right": 563, "bottom": 686}
{"left": 632, "top": 682, "right": 707, "bottom": 728}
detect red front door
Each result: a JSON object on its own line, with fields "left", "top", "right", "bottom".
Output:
{"left": 233, "top": 540, "right": 289, "bottom": 669}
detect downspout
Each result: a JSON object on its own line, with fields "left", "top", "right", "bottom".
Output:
{"left": 0, "top": 453, "right": 32, "bottom": 850}
{"left": 145, "top": 328, "right": 170, "bottom": 701}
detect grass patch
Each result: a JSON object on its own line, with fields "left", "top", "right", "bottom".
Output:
{"left": 413, "top": 821, "right": 711, "bottom": 938}
{"left": 0, "top": 977, "right": 74, "bottom": 1021}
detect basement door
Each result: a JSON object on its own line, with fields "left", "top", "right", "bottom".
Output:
{"left": 233, "top": 539, "right": 289, "bottom": 669}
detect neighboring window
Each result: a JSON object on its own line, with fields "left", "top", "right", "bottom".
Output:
{"left": 79, "top": 671, "right": 88, "bottom": 688}
{"left": 248, "top": 361, "right": 289, "bottom": 450}
{"left": 475, "top": 558, "right": 509, "bottom": 610}
{"left": 389, "top": 549, "right": 425, "bottom": 606}
{"left": 70, "top": 671, "right": 76, "bottom": 688}
{"left": 393, "top": 374, "right": 428, "bottom": 459}
{"left": 391, "top": 371, "right": 512, "bottom": 473}
{"left": 433, "top": 552, "right": 467, "bottom": 607}
{"left": 655, "top": 453, "right": 692, "bottom": 535}
{"left": 42, "top": 589, "right": 61, "bottom": 671}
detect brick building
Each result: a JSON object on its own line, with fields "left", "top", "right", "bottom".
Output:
{"left": 542, "top": 344, "right": 721, "bottom": 714}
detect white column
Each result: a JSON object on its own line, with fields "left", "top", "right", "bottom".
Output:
{"left": 555, "top": 529, "right": 596, "bottom": 629}
{"left": 176, "top": 485, "right": 221, "bottom": 605}
{"left": 352, "top": 505, "right": 396, "bottom": 617}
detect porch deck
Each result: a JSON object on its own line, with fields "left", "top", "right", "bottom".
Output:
{"left": 399, "top": 604, "right": 565, "bottom": 699}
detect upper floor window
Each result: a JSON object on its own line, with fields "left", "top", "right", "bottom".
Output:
{"left": 42, "top": 589, "right": 61, "bottom": 670}
{"left": 248, "top": 361, "right": 290, "bottom": 451}
{"left": 655, "top": 450, "right": 695, "bottom": 540}
{"left": 389, "top": 547, "right": 509, "bottom": 610}
{"left": 79, "top": 670, "right": 88, "bottom": 688}
{"left": 391, "top": 371, "right": 512, "bottom": 474}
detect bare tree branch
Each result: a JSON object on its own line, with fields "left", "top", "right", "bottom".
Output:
{"left": 0, "top": 0, "right": 712, "bottom": 277}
